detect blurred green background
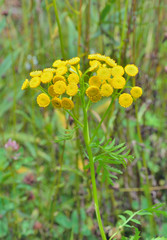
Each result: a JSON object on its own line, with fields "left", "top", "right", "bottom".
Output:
{"left": 0, "top": 0, "right": 167, "bottom": 239}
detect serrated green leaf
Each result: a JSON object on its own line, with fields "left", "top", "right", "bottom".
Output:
{"left": 124, "top": 210, "right": 133, "bottom": 216}
{"left": 124, "top": 224, "right": 132, "bottom": 228}
{"left": 130, "top": 218, "right": 140, "bottom": 225}
{"left": 118, "top": 215, "right": 126, "bottom": 222}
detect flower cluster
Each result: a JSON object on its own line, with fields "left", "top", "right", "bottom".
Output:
{"left": 21, "top": 57, "right": 81, "bottom": 110}
{"left": 86, "top": 53, "right": 142, "bottom": 108}
{"left": 21, "top": 54, "right": 142, "bottom": 110}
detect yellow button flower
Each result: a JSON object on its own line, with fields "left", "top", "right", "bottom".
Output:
{"left": 43, "top": 68, "right": 56, "bottom": 73}
{"left": 48, "top": 85, "right": 57, "bottom": 97}
{"left": 89, "top": 60, "right": 101, "bottom": 67}
{"left": 111, "top": 65, "right": 124, "bottom": 76}
{"left": 62, "top": 97, "right": 74, "bottom": 110}
{"left": 88, "top": 53, "right": 106, "bottom": 61}
{"left": 29, "top": 77, "right": 41, "bottom": 88}
{"left": 88, "top": 53, "right": 101, "bottom": 60}
{"left": 130, "top": 86, "right": 142, "bottom": 98}
{"left": 125, "top": 64, "right": 138, "bottom": 76}
{"left": 97, "top": 67, "right": 112, "bottom": 81}
{"left": 37, "top": 93, "right": 50, "bottom": 107}
{"left": 67, "top": 57, "right": 80, "bottom": 65}
{"left": 55, "top": 66, "right": 67, "bottom": 76}
{"left": 41, "top": 72, "right": 53, "bottom": 83}
{"left": 52, "top": 60, "right": 67, "bottom": 68}
{"left": 89, "top": 76, "right": 101, "bottom": 88}
{"left": 104, "top": 57, "right": 117, "bottom": 67}
{"left": 30, "top": 70, "right": 42, "bottom": 77}
{"left": 68, "top": 73, "right": 79, "bottom": 84}
{"left": 52, "top": 97, "right": 62, "bottom": 108}
{"left": 88, "top": 62, "right": 99, "bottom": 72}
{"left": 53, "top": 81, "right": 66, "bottom": 95}
{"left": 86, "top": 86, "right": 100, "bottom": 98}
{"left": 100, "top": 84, "right": 113, "bottom": 97}
{"left": 89, "top": 94, "right": 102, "bottom": 103}
{"left": 66, "top": 83, "right": 78, "bottom": 96}
{"left": 119, "top": 93, "right": 133, "bottom": 108}
{"left": 111, "top": 76, "right": 126, "bottom": 89}
{"left": 53, "top": 75, "right": 66, "bottom": 84}
{"left": 86, "top": 86, "right": 102, "bottom": 103}
{"left": 21, "top": 79, "right": 29, "bottom": 90}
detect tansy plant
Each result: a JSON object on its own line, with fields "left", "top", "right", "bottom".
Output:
{"left": 21, "top": 53, "right": 142, "bottom": 240}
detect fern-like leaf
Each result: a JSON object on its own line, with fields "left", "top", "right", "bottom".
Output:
{"left": 91, "top": 138, "right": 133, "bottom": 185}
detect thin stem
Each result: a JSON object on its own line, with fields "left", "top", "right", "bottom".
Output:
{"left": 53, "top": 0, "right": 65, "bottom": 59}
{"left": 74, "top": 95, "right": 82, "bottom": 239}
{"left": 66, "top": 110, "right": 83, "bottom": 128}
{"left": 45, "top": 0, "right": 55, "bottom": 52}
{"left": 82, "top": 104, "right": 107, "bottom": 240}
{"left": 118, "top": 0, "right": 129, "bottom": 64}
{"left": 90, "top": 96, "right": 116, "bottom": 143}
{"left": 77, "top": 0, "right": 82, "bottom": 55}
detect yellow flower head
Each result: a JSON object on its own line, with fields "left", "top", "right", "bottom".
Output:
{"left": 67, "top": 57, "right": 80, "bottom": 65}
{"left": 53, "top": 81, "right": 66, "bottom": 95}
{"left": 88, "top": 62, "right": 99, "bottom": 72}
{"left": 86, "top": 86, "right": 101, "bottom": 102}
{"left": 130, "top": 86, "right": 142, "bottom": 98}
{"left": 88, "top": 53, "right": 100, "bottom": 60}
{"left": 97, "top": 67, "right": 112, "bottom": 81}
{"left": 86, "top": 86, "right": 100, "bottom": 98}
{"left": 86, "top": 86, "right": 102, "bottom": 102}
{"left": 52, "top": 97, "right": 62, "bottom": 108}
{"left": 111, "top": 76, "right": 126, "bottom": 89}
{"left": 21, "top": 79, "right": 29, "bottom": 90}
{"left": 104, "top": 57, "right": 117, "bottom": 67}
{"left": 89, "top": 76, "right": 101, "bottom": 88}
{"left": 53, "top": 75, "right": 66, "bottom": 84}
{"left": 30, "top": 70, "right": 42, "bottom": 77}
{"left": 68, "top": 73, "right": 79, "bottom": 84}
{"left": 41, "top": 72, "right": 53, "bottom": 83}
{"left": 37, "top": 93, "right": 50, "bottom": 107}
{"left": 100, "top": 84, "right": 113, "bottom": 97}
{"left": 119, "top": 93, "right": 133, "bottom": 108}
{"left": 48, "top": 85, "right": 58, "bottom": 97}
{"left": 89, "top": 60, "right": 101, "bottom": 67}
{"left": 62, "top": 97, "right": 74, "bottom": 110}
{"left": 55, "top": 66, "right": 68, "bottom": 76}
{"left": 29, "top": 77, "right": 41, "bottom": 88}
{"left": 88, "top": 53, "right": 106, "bottom": 62}
{"left": 125, "top": 64, "right": 138, "bottom": 76}
{"left": 89, "top": 94, "right": 102, "bottom": 103}
{"left": 43, "top": 68, "right": 56, "bottom": 73}
{"left": 66, "top": 83, "right": 78, "bottom": 96}
{"left": 111, "top": 65, "right": 124, "bottom": 76}
{"left": 52, "top": 60, "right": 67, "bottom": 68}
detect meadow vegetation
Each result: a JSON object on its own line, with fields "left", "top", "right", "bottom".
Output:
{"left": 0, "top": 0, "right": 167, "bottom": 239}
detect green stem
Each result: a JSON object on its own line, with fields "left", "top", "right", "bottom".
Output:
{"left": 53, "top": 0, "right": 65, "bottom": 59}
{"left": 135, "top": 102, "right": 156, "bottom": 236}
{"left": 118, "top": 0, "right": 129, "bottom": 64}
{"left": 45, "top": 0, "right": 55, "bottom": 52}
{"left": 83, "top": 105, "right": 107, "bottom": 240}
{"left": 77, "top": 0, "right": 82, "bottom": 55}
{"left": 66, "top": 110, "right": 83, "bottom": 128}
{"left": 90, "top": 96, "right": 116, "bottom": 143}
